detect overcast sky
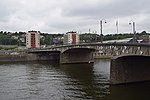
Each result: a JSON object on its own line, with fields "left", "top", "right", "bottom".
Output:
{"left": 0, "top": 0, "right": 150, "bottom": 34}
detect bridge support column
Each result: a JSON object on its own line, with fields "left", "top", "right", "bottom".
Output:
{"left": 110, "top": 55, "right": 150, "bottom": 85}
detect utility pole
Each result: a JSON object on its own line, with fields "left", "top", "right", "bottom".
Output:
{"left": 116, "top": 21, "right": 119, "bottom": 40}
{"left": 100, "top": 19, "right": 107, "bottom": 43}
{"left": 129, "top": 21, "right": 136, "bottom": 43}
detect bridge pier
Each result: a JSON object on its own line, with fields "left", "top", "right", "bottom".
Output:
{"left": 60, "top": 48, "right": 95, "bottom": 64}
{"left": 110, "top": 55, "right": 150, "bottom": 85}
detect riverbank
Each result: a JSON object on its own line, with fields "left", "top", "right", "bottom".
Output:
{"left": 0, "top": 53, "right": 59, "bottom": 63}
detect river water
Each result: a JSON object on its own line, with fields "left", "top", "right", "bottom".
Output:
{"left": 0, "top": 59, "right": 150, "bottom": 100}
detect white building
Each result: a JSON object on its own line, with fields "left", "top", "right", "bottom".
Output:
{"left": 26, "top": 31, "right": 40, "bottom": 48}
{"left": 63, "top": 31, "right": 80, "bottom": 45}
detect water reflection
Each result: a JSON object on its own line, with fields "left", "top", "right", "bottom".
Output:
{"left": 25, "top": 63, "right": 43, "bottom": 96}
{"left": 24, "top": 62, "right": 65, "bottom": 100}
{"left": 60, "top": 63, "right": 94, "bottom": 80}
{"left": 60, "top": 63, "right": 110, "bottom": 100}
{"left": 110, "top": 82, "right": 150, "bottom": 100}
{"left": 0, "top": 60, "right": 111, "bottom": 100}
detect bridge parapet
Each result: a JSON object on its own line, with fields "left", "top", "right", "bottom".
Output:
{"left": 46, "top": 43, "right": 150, "bottom": 57}
{"left": 47, "top": 45, "right": 94, "bottom": 53}
{"left": 94, "top": 45, "right": 150, "bottom": 56}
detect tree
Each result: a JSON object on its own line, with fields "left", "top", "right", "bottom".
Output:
{"left": 141, "top": 31, "right": 147, "bottom": 35}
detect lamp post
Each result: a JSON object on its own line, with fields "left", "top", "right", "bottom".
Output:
{"left": 129, "top": 21, "right": 136, "bottom": 43}
{"left": 100, "top": 19, "right": 107, "bottom": 43}
{"left": 116, "top": 21, "right": 119, "bottom": 40}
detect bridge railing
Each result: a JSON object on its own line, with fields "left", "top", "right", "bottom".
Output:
{"left": 45, "top": 43, "right": 150, "bottom": 56}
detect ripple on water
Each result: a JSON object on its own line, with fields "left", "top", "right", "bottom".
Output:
{"left": 0, "top": 60, "right": 110, "bottom": 100}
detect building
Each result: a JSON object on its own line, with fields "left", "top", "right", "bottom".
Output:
{"left": 26, "top": 31, "right": 40, "bottom": 48}
{"left": 63, "top": 31, "right": 79, "bottom": 45}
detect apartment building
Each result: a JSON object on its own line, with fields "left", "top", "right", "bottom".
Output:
{"left": 63, "top": 31, "right": 79, "bottom": 45}
{"left": 26, "top": 31, "right": 40, "bottom": 48}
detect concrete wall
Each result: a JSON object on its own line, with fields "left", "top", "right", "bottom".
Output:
{"left": 0, "top": 52, "right": 60, "bottom": 63}
{"left": 0, "top": 55, "right": 28, "bottom": 63}
{"left": 110, "top": 55, "right": 150, "bottom": 84}
{"left": 60, "top": 48, "right": 95, "bottom": 64}
{"left": 33, "top": 53, "right": 60, "bottom": 61}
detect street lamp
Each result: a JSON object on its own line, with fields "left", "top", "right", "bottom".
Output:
{"left": 116, "top": 21, "right": 119, "bottom": 40}
{"left": 100, "top": 19, "right": 107, "bottom": 43}
{"left": 129, "top": 21, "right": 136, "bottom": 43}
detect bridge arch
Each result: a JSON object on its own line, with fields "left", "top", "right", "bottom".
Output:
{"left": 60, "top": 48, "right": 96, "bottom": 64}
{"left": 110, "top": 55, "right": 150, "bottom": 84}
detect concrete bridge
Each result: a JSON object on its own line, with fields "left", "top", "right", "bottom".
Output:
{"left": 47, "top": 42, "right": 150, "bottom": 56}
{"left": 28, "top": 47, "right": 95, "bottom": 64}
{"left": 28, "top": 43, "right": 150, "bottom": 85}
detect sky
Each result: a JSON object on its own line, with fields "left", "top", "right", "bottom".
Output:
{"left": 0, "top": 0, "right": 150, "bottom": 34}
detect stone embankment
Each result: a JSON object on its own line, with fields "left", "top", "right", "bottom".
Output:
{"left": 0, "top": 54, "right": 38, "bottom": 63}
{"left": 0, "top": 52, "right": 59, "bottom": 63}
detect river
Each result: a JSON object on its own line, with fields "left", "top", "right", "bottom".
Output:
{"left": 0, "top": 59, "right": 150, "bottom": 100}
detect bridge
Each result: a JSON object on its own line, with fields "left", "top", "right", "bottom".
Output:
{"left": 28, "top": 43, "right": 150, "bottom": 85}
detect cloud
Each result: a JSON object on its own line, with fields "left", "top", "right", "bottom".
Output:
{"left": 0, "top": 0, "right": 150, "bottom": 33}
